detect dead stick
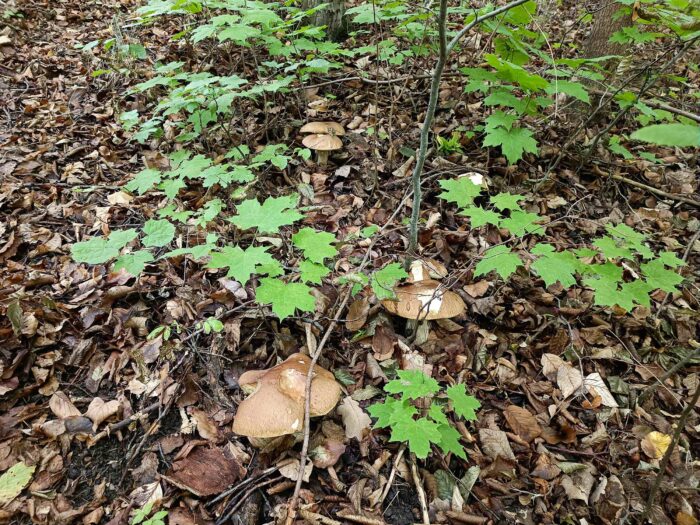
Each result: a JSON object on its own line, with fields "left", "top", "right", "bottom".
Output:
{"left": 410, "top": 454, "right": 430, "bottom": 525}
{"left": 336, "top": 514, "right": 386, "bottom": 525}
{"left": 637, "top": 346, "right": 700, "bottom": 405}
{"left": 445, "top": 511, "right": 488, "bottom": 524}
{"left": 376, "top": 444, "right": 407, "bottom": 508}
{"left": 592, "top": 167, "right": 700, "bottom": 208}
{"left": 642, "top": 381, "right": 700, "bottom": 520}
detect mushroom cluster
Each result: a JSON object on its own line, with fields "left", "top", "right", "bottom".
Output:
{"left": 300, "top": 121, "right": 344, "bottom": 166}
{"left": 232, "top": 353, "right": 341, "bottom": 443}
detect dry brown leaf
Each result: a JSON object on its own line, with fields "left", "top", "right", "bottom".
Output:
{"left": 557, "top": 364, "right": 584, "bottom": 399}
{"left": 560, "top": 464, "right": 596, "bottom": 502}
{"left": 85, "top": 397, "right": 120, "bottom": 429}
{"left": 337, "top": 396, "right": 371, "bottom": 440}
{"left": 478, "top": 428, "right": 515, "bottom": 460}
{"left": 189, "top": 408, "right": 222, "bottom": 443}
{"left": 346, "top": 297, "right": 370, "bottom": 331}
{"left": 49, "top": 392, "right": 81, "bottom": 419}
{"left": 541, "top": 353, "right": 565, "bottom": 381}
{"left": 503, "top": 405, "right": 542, "bottom": 443}
{"left": 583, "top": 373, "right": 618, "bottom": 408}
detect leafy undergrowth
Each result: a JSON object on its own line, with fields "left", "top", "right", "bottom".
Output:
{"left": 1, "top": 0, "right": 699, "bottom": 524}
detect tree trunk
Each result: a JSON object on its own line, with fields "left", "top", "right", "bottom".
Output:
{"left": 302, "top": 0, "right": 346, "bottom": 42}
{"left": 584, "top": 1, "right": 632, "bottom": 59}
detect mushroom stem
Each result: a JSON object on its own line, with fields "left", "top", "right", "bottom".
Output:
{"left": 316, "top": 150, "right": 329, "bottom": 166}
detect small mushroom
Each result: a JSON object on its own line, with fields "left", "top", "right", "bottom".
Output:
{"left": 300, "top": 121, "right": 344, "bottom": 166}
{"left": 406, "top": 258, "right": 448, "bottom": 283}
{"left": 381, "top": 279, "right": 466, "bottom": 321}
{"left": 232, "top": 353, "right": 342, "bottom": 443}
{"left": 300, "top": 121, "right": 345, "bottom": 136}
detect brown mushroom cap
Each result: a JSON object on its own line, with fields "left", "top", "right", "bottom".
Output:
{"left": 300, "top": 121, "right": 345, "bottom": 136}
{"left": 381, "top": 280, "right": 466, "bottom": 321}
{"left": 302, "top": 134, "right": 343, "bottom": 151}
{"left": 232, "top": 353, "right": 342, "bottom": 438}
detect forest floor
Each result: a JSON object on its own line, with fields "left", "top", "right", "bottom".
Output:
{"left": 1, "top": 0, "right": 699, "bottom": 524}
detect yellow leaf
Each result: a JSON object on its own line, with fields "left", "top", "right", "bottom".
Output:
{"left": 0, "top": 462, "right": 36, "bottom": 505}
{"left": 641, "top": 431, "right": 672, "bottom": 459}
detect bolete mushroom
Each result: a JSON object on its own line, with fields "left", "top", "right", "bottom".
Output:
{"left": 381, "top": 279, "right": 466, "bottom": 321}
{"left": 300, "top": 121, "right": 344, "bottom": 166}
{"left": 406, "top": 258, "right": 448, "bottom": 283}
{"left": 381, "top": 278, "right": 466, "bottom": 344}
{"left": 232, "top": 353, "right": 342, "bottom": 443}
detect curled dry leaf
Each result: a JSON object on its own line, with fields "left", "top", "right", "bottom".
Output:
{"left": 346, "top": 297, "right": 370, "bottom": 331}
{"left": 85, "top": 397, "right": 120, "bottom": 429}
{"left": 278, "top": 458, "right": 313, "bottom": 482}
{"left": 337, "top": 396, "right": 371, "bottom": 441}
{"left": 583, "top": 373, "right": 618, "bottom": 408}
{"left": 49, "top": 392, "right": 81, "bottom": 419}
{"left": 559, "top": 464, "right": 596, "bottom": 502}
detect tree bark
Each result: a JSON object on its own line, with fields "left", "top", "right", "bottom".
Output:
{"left": 584, "top": 1, "right": 632, "bottom": 59}
{"left": 302, "top": 0, "right": 346, "bottom": 42}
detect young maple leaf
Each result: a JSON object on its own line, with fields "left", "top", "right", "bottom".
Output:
{"left": 446, "top": 383, "right": 480, "bottom": 421}
{"left": 255, "top": 277, "right": 315, "bottom": 320}
{"left": 530, "top": 243, "right": 581, "bottom": 288}
{"left": 460, "top": 206, "right": 501, "bottom": 228}
{"left": 384, "top": 370, "right": 440, "bottom": 400}
{"left": 368, "top": 397, "right": 417, "bottom": 429}
{"left": 593, "top": 235, "right": 634, "bottom": 260}
{"left": 142, "top": 219, "right": 176, "bottom": 248}
{"left": 438, "top": 177, "right": 483, "bottom": 207}
{"left": 389, "top": 417, "right": 442, "bottom": 459}
{"left": 474, "top": 245, "right": 523, "bottom": 280}
{"left": 292, "top": 227, "right": 338, "bottom": 263}
{"left": 371, "top": 263, "right": 408, "bottom": 300}
{"left": 437, "top": 424, "right": 467, "bottom": 459}
{"left": 299, "top": 260, "right": 331, "bottom": 284}
{"left": 490, "top": 192, "right": 524, "bottom": 211}
{"left": 640, "top": 259, "right": 684, "bottom": 293}
{"left": 229, "top": 194, "right": 303, "bottom": 234}
{"left": 207, "top": 245, "right": 279, "bottom": 284}
{"left": 71, "top": 229, "right": 139, "bottom": 265}
{"left": 483, "top": 126, "right": 538, "bottom": 165}
{"left": 500, "top": 210, "right": 544, "bottom": 237}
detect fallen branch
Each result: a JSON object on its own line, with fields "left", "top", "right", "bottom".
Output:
{"left": 410, "top": 454, "right": 431, "bottom": 525}
{"left": 590, "top": 165, "right": 700, "bottom": 208}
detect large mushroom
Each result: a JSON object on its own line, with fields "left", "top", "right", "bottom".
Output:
{"left": 232, "top": 353, "right": 342, "bottom": 444}
{"left": 300, "top": 121, "right": 344, "bottom": 166}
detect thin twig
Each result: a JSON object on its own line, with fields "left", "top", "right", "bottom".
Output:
{"left": 376, "top": 444, "right": 407, "bottom": 508}
{"left": 637, "top": 346, "right": 700, "bottom": 406}
{"left": 590, "top": 167, "right": 700, "bottom": 208}
{"left": 410, "top": 454, "right": 430, "bottom": 525}
{"left": 642, "top": 381, "right": 700, "bottom": 520}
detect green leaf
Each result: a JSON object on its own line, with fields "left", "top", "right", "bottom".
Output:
{"left": 490, "top": 192, "right": 524, "bottom": 211}
{"left": 446, "top": 383, "right": 480, "bottom": 421}
{"left": 483, "top": 126, "right": 538, "bottom": 165}
{"left": 485, "top": 110, "right": 518, "bottom": 132}
{"left": 389, "top": 417, "right": 442, "bottom": 459}
{"left": 630, "top": 124, "right": 700, "bottom": 147}
{"left": 460, "top": 206, "right": 501, "bottom": 228}
{"left": 593, "top": 236, "right": 634, "bottom": 260}
{"left": 545, "top": 80, "right": 590, "bottom": 103}
{"left": 437, "top": 424, "right": 467, "bottom": 460}
{"left": 640, "top": 259, "right": 684, "bottom": 293}
{"left": 207, "top": 245, "right": 279, "bottom": 284}
{"left": 658, "top": 251, "right": 685, "bottom": 268}
{"left": 474, "top": 245, "right": 523, "bottom": 279}
{"left": 299, "top": 260, "right": 330, "bottom": 284}
{"left": 126, "top": 168, "right": 162, "bottom": 194}
{"left": 530, "top": 244, "right": 581, "bottom": 288}
{"left": 113, "top": 251, "right": 154, "bottom": 275}
{"left": 71, "top": 229, "right": 139, "bottom": 264}
{"left": 620, "top": 280, "right": 654, "bottom": 308}
{"left": 428, "top": 403, "right": 449, "bottom": 426}
{"left": 292, "top": 227, "right": 338, "bottom": 263}
{"left": 500, "top": 210, "right": 544, "bottom": 236}
{"left": 230, "top": 194, "right": 303, "bottom": 234}
{"left": 606, "top": 223, "right": 652, "bottom": 258}
{"left": 368, "top": 397, "right": 417, "bottom": 428}
{"left": 0, "top": 462, "right": 35, "bottom": 506}
{"left": 384, "top": 369, "right": 440, "bottom": 400}
{"left": 255, "top": 277, "right": 315, "bottom": 320}
{"left": 142, "top": 219, "right": 176, "bottom": 248}
{"left": 438, "top": 177, "right": 483, "bottom": 207}
{"left": 371, "top": 263, "right": 408, "bottom": 300}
